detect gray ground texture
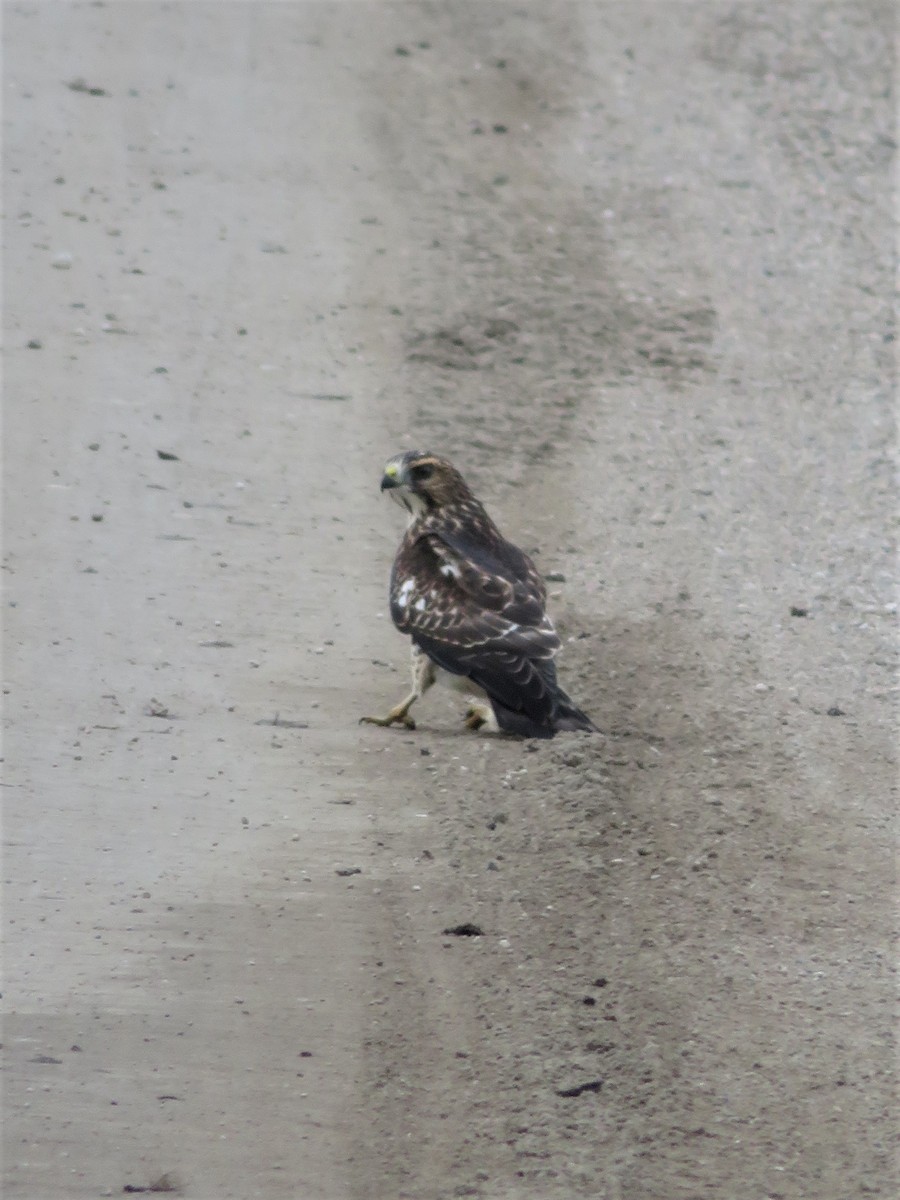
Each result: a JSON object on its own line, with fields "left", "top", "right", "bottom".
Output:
{"left": 3, "top": 2, "right": 897, "bottom": 1198}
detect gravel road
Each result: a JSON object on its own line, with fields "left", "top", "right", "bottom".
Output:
{"left": 4, "top": 3, "right": 895, "bottom": 1198}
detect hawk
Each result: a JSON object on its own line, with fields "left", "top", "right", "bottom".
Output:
{"left": 360, "top": 450, "right": 596, "bottom": 739}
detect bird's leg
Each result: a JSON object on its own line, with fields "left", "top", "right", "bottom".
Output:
{"left": 359, "top": 690, "right": 419, "bottom": 730}
{"left": 463, "top": 699, "right": 497, "bottom": 732}
{"left": 360, "top": 645, "right": 435, "bottom": 731}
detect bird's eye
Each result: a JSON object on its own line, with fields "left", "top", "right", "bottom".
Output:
{"left": 410, "top": 463, "right": 434, "bottom": 484}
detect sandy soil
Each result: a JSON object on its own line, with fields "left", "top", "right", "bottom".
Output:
{"left": 3, "top": 3, "right": 896, "bottom": 1199}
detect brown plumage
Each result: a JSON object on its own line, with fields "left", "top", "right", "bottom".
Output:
{"left": 360, "top": 450, "right": 596, "bottom": 739}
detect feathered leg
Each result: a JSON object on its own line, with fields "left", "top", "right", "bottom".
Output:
{"left": 463, "top": 700, "right": 498, "bottom": 732}
{"left": 360, "top": 644, "right": 436, "bottom": 730}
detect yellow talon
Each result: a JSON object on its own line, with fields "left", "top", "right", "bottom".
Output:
{"left": 359, "top": 711, "right": 416, "bottom": 730}
{"left": 463, "top": 707, "right": 487, "bottom": 731}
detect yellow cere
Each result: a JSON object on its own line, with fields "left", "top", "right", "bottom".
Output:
{"left": 384, "top": 462, "right": 400, "bottom": 478}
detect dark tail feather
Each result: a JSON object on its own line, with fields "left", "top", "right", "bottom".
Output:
{"left": 491, "top": 689, "right": 598, "bottom": 739}
{"left": 491, "top": 703, "right": 556, "bottom": 738}
{"left": 552, "top": 690, "right": 599, "bottom": 735}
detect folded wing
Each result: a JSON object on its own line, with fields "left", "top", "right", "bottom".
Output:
{"left": 391, "top": 526, "right": 565, "bottom": 730}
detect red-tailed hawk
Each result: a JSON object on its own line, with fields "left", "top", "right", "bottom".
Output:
{"left": 360, "top": 450, "right": 596, "bottom": 739}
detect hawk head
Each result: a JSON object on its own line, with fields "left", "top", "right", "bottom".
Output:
{"left": 380, "top": 450, "right": 472, "bottom": 518}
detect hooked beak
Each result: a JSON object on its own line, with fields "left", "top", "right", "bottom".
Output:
{"left": 380, "top": 461, "right": 404, "bottom": 491}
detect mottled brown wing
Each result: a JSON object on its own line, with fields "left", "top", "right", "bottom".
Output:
{"left": 428, "top": 506, "right": 547, "bottom": 609}
{"left": 389, "top": 526, "right": 561, "bottom": 724}
{"left": 391, "top": 528, "right": 558, "bottom": 656}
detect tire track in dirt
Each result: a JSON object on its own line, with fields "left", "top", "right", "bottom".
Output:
{"left": 344, "top": 4, "right": 896, "bottom": 1198}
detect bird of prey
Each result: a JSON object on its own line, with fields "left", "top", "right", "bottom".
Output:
{"left": 360, "top": 450, "right": 596, "bottom": 739}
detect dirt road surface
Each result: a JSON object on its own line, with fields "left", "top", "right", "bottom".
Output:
{"left": 4, "top": 3, "right": 895, "bottom": 1198}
